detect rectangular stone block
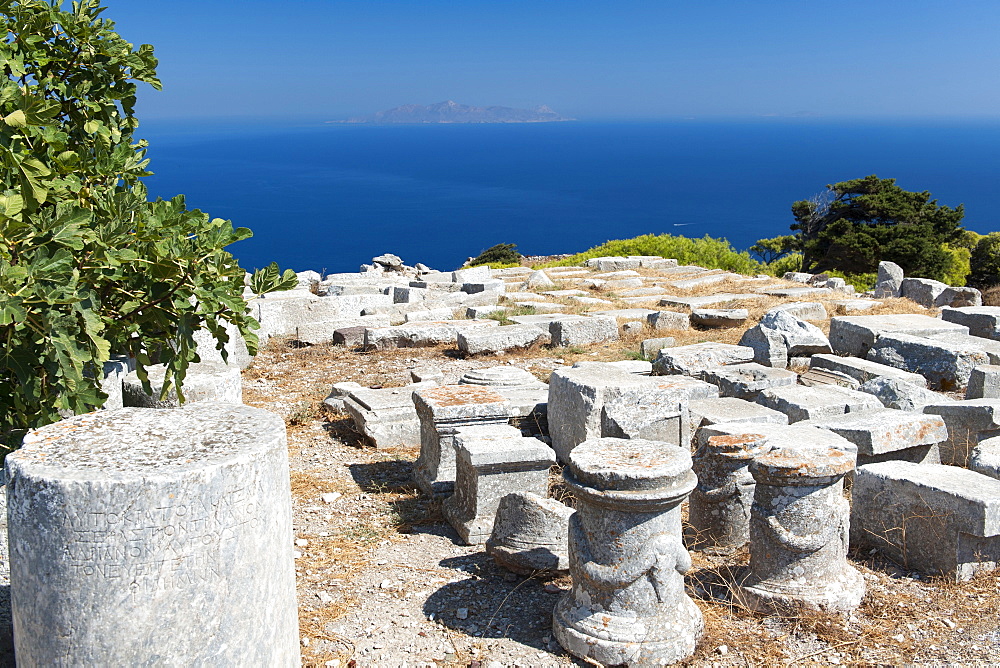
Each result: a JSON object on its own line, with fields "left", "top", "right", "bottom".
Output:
{"left": 923, "top": 399, "right": 1000, "bottom": 466}
{"left": 966, "top": 364, "right": 1000, "bottom": 399}
{"left": 443, "top": 431, "right": 555, "bottom": 544}
{"left": 927, "top": 330, "right": 1000, "bottom": 364}
{"left": 342, "top": 382, "right": 438, "bottom": 448}
{"left": 646, "top": 310, "right": 691, "bottom": 331}
{"left": 413, "top": 385, "right": 514, "bottom": 497}
{"left": 798, "top": 409, "right": 947, "bottom": 460}
{"left": 688, "top": 396, "right": 790, "bottom": 431}
{"left": 755, "top": 384, "right": 883, "bottom": 423}
{"left": 452, "top": 266, "right": 492, "bottom": 283}
{"left": 549, "top": 315, "right": 619, "bottom": 347}
{"left": 701, "top": 363, "right": 797, "bottom": 400}
{"left": 867, "top": 332, "right": 990, "bottom": 390}
{"left": 809, "top": 353, "right": 928, "bottom": 388}
{"left": 590, "top": 308, "right": 657, "bottom": 322}
{"left": 404, "top": 307, "right": 456, "bottom": 323}
{"left": 584, "top": 256, "right": 641, "bottom": 272}
{"left": 457, "top": 324, "right": 551, "bottom": 355}
{"left": 652, "top": 342, "right": 755, "bottom": 377}
{"left": 547, "top": 366, "right": 716, "bottom": 462}
{"left": 658, "top": 293, "right": 764, "bottom": 311}
{"left": 640, "top": 337, "right": 675, "bottom": 360}
{"left": 851, "top": 462, "right": 1000, "bottom": 580}
{"left": 363, "top": 319, "right": 499, "bottom": 350}
{"left": 828, "top": 314, "right": 969, "bottom": 358}
{"left": 941, "top": 306, "right": 1000, "bottom": 340}
{"left": 600, "top": 375, "right": 719, "bottom": 448}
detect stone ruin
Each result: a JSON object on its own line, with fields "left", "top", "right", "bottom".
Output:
{"left": 13, "top": 252, "right": 1000, "bottom": 663}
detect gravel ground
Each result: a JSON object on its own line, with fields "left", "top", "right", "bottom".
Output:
{"left": 244, "top": 340, "right": 1000, "bottom": 668}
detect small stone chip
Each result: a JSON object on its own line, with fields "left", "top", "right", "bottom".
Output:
{"left": 295, "top": 538, "right": 309, "bottom": 547}
{"left": 456, "top": 608, "right": 469, "bottom": 620}
{"left": 321, "top": 492, "right": 342, "bottom": 504}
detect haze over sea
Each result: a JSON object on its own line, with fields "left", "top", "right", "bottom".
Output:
{"left": 141, "top": 119, "right": 1000, "bottom": 274}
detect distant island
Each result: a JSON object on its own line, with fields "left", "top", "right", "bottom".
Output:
{"left": 331, "top": 100, "right": 574, "bottom": 124}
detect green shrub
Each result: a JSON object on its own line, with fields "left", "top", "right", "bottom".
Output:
{"left": 969, "top": 232, "right": 1000, "bottom": 288}
{"left": 544, "top": 233, "right": 764, "bottom": 274}
{"left": 764, "top": 252, "right": 803, "bottom": 276}
{"left": 0, "top": 1, "right": 293, "bottom": 447}
{"left": 469, "top": 243, "right": 522, "bottom": 267}
{"left": 940, "top": 243, "right": 971, "bottom": 287}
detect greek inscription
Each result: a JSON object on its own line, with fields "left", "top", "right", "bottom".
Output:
{"left": 63, "top": 481, "right": 265, "bottom": 597}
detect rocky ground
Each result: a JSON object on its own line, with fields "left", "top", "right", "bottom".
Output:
{"left": 244, "top": 334, "right": 1000, "bottom": 668}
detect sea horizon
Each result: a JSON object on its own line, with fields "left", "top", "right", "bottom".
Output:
{"left": 139, "top": 118, "right": 1000, "bottom": 273}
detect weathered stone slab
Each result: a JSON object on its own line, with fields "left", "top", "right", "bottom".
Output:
{"left": 757, "top": 286, "right": 833, "bottom": 298}
{"left": 513, "top": 301, "right": 569, "bottom": 313}
{"left": 967, "top": 364, "right": 1000, "bottom": 399}
{"left": 799, "top": 409, "right": 946, "bottom": 464}
{"left": 590, "top": 308, "right": 656, "bottom": 322}
{"left": 927, "top": 330, "right": 1000, "bottom": 364}
{"left": 851, "top": 462, "right": 1000, "bottom": 581}
{"left": 937, "top": 286, "right": 982, "bottom": 308}
{"left": 122, "top": 362, "right": 242, "bottom": 408}
{"left": 640, "top": 337, "right": 675, "bottom": 360}
{"left": 363, "top": 319, "right": 498, "bottom": 350}
{"left": 457, "top": 324, "right": 550, "bottom": 355}
{"left": 923, "top": 399, "right": 1000, "bottom": 466}
{"left": 940, "top": 306, "right": 1000, "bottom": 340}
{"left": 739, "top": 446, "right": 863, "bottom": 613}
{"left": 900, "top": 277, "right": 948, "bottom": 307}
{"left": 691, "top": 308, "right": 748, "bottom": 328}
{"left": 830, "top": 299, "right": 880, "bottom": 313}
{"left": 550, "top": 315, "right": 619, "bottom": 347}
{"left": 809, "top": 353, "right": 928, "bottom": 387}
{"left": 858, "top": 376, "right": 950, "bottom": 412}
{"left": 688, "top": 397, "right": 790, "bottom": 431}
{"left": 293, "top": 314, "right": 393, "bottom": 344}
{"left": 799, "top": 367, "right": 860, "bottom": 390}
{"left": 667, "top": 272, "right": 738, "bottom": 290}
{"left": 828, "top": 314, "right": 968, "bottom": 358}
{"left": 486, "top": 492, "right": 573, "bottom": 574}
{"left": 343, "top": 382, "right": 437, "bottom": 448}
{"left": 8, "top": 404, "right": 299, "bottom": 666}
{"left": 867, "top": 332, "right": 990, "bottom": 390}
{"left": 768, "top": 301, "right": 827, "bottom": 320}
{"left": 333, "top": 326, "right": 367, "bottom": 347}
{"left": 452, "top": 266, "right": 492, "bottom": 283}
{"left": 572, "top": 360, "right": 653, "bottom": 375}
{"left": 403, "top": 307, "right": 455, "bottom": 323}
{"left": 756, "top": 384, "right": 882, "bottom": 423}
{"left": 783, "top": 272, "right": 813, "bottom": 283}
{"left": 652, "top": 342, "right": 755, "bottom": 377}
{"left": 583, "top": 256, "right": 641, "bottom": 272}
{"left": 554, "top": 438, "right": 702, "bottom": 665}
{"left": 646, "top": 310, "right": 690, "bottom": 331}
{"left": 442, "top": 430, "right": 553, "bottom": 544}
{"left": 701, "top": 363, "right": 798, "bottom": 400}
{"left": 658, "top": 293, "right": 764, "bottom": 311}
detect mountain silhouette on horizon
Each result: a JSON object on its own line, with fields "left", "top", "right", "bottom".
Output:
{"left": 334, "top": 100, "right": 574, "bottom": 124}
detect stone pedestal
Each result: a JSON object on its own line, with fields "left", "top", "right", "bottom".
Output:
{"left": 553, "top": 437, "right": 702, "bottom": 665}
{"left": 689, "top": 434, "right": 771, "bottom": 553}
{"left": 442, "top": 429, "right": 554, "bottom": 544}
{"left": 738, "top": 446, "right": 864, "bottom": 614}
{"left": 413, "top": 385, "right": 512, "bottom": 497}
{"left": 6, "top": 403, "right": 299, "bottom": 666}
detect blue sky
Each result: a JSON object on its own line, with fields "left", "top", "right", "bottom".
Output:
{"left": 101, "top": 1, "right": 1000, "bottom": 121}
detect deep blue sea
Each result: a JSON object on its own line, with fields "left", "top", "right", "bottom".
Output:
{"left": 140, "top": 119, "right": 1000, "bottom": 274}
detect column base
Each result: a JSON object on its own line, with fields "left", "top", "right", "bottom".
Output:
{"left": 552, "top": 591, "right": 702, "bottom": 666}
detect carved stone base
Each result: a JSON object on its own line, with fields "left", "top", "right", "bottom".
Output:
{"left": 553, "top": 593, "right": 703, "bottom": 667}
{"left": 736, "top": 565, "right": 865, "bottom": 614}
